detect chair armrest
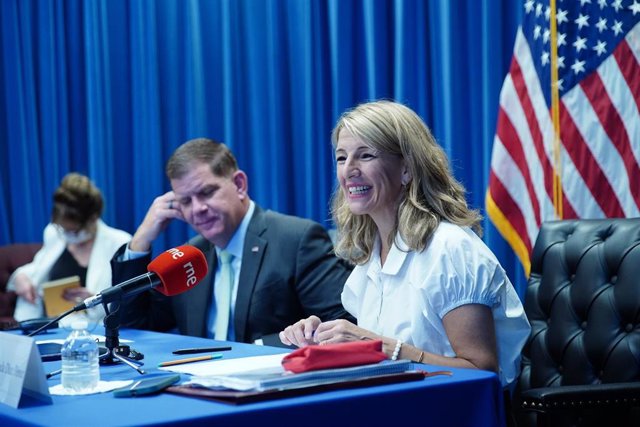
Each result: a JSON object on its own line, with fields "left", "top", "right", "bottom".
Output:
{"left": 0, "top": 290, "right": 17, "bottom": 318}
{"left": 521, "top": 382, "right": 640, "bottom": 412}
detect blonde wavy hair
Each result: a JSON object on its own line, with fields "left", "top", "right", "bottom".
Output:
{"left": 330, "top": 100, "right": 482, "bottom": 265}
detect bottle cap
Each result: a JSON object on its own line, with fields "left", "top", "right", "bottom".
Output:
{"left": 71, "top": 319, "right": 89, "bottom": 330}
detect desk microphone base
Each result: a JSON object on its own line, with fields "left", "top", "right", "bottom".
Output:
{"left": 101, "top": 300, "right": 145, "bottom": 374}
{"left": 100, "top": 346, "right": 146, "bottom": 374}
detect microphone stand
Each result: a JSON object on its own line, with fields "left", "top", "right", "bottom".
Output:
{"left": 100, "top": 294, "right": 146, "bottom": 375}
{"left": 28, "top": 290, "right": 146, "bottom": 375}
{"left": 27, "top": 310, "right": 72, "bottom": 337}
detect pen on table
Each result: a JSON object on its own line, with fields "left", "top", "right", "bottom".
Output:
{"left": 46, "top": 369, "right": 62, "bottom": 379}
{"left": 158, "top": 353, "right": 223, "bottom": 367}
{"left": 172, "top": 346, "right": 232, "bottom": 355}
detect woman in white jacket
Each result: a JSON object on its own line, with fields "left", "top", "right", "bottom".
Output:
{"left": 8, "top": 173, "right": 131, "bottom": 324}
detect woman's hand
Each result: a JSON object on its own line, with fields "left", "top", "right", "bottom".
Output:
{"left": 279, "top": 315, "right": 322, "bottom": 347}
{"left": 280, "top": 316, "right": 380, "bottom": 348}
{"left": 13, "top": 273, "right": 38, "bottom": 303}
{"left": 62, "top": 287, "right": 93, "bottom": 303}
{"left": 312, "top": 319, "right": 372, "bottom": 345}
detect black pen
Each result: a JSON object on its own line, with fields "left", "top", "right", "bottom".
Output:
{"left": 46, "top": 369, "right": 62, "bottom": 379}
{"left": 172, "top": 346, "right": 232, "bottom": 355}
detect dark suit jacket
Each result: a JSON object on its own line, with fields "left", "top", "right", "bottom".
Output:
{"left": 111, "top": 206, "right": 354, "bottom": 347}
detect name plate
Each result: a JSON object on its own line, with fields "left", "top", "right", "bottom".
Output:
{"left": 0, "top": 332, "right": 52, "bottom": 408}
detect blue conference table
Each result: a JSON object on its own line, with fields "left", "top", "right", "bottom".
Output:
{"left": 1, "top": 328, "right": 506, "bottom": 427}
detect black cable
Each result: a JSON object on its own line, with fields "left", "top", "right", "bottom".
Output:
{"left": 27, "top": 308, "right": 74, "bottom": 337}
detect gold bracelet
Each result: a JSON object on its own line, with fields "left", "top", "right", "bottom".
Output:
{"left": 417, "top": 351, "right": 424, "bottom": 363}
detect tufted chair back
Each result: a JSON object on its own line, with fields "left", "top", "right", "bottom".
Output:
{"left": 513, "top": 219, "right": 640, "bottom": 427}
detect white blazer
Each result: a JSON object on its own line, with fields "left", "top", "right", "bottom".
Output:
{"left": 8, "top": 219, "right": 131, "bottom": 323}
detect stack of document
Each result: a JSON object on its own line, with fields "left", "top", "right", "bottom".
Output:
{"left": 183, "top": 358, "right": 414, "bottom": 392}
{"left": 159, "top": 353, "right": 288, "bottom": 377}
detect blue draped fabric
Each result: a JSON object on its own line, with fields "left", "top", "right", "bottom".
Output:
{"left": 0, "top": 0, "right": 526, "bottom": 296}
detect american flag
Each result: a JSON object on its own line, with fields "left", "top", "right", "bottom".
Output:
{"left": 487, "top": 0, "right": 640, "bottom": 275}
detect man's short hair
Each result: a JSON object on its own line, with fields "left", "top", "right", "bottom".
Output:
{"left": 166, "top": 138, "right": 238, "bottom": 180}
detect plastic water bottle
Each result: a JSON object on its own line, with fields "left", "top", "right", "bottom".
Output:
{"left": 61, "top": 320, "right": 100, "bottom": 393}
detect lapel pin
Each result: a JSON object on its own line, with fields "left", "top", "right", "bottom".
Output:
{"left": 251, "top": 246, "right": 259, "bottom": 253}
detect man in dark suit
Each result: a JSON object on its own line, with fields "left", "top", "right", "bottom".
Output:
{"left": 111, "top": 138, "right": 353, "bottom": 347}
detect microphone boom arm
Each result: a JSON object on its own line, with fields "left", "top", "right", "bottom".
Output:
{"left": 26, "top": 308, "right": 75, "bottom": 337}
{"left": 79, "top": 273, "right": 159, "bottom": 310}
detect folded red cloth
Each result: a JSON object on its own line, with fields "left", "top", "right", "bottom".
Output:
{"left": 281, "top": 340, "right": 387, "bottom": 373}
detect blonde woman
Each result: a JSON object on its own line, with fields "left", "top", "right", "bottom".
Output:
{"left": 280, "top": 100, "right": 530, "bottom": 388}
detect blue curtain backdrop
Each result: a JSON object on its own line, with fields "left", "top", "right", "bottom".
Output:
{"left": 0, "top": 0, "right": 526, "bottom": 296}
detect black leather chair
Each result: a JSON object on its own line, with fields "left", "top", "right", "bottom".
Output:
{"left": 512, "top": 219, "right": 640, "bottom": 427}
{"left": 0, "top": 243, "right": 43, "bottom": 329}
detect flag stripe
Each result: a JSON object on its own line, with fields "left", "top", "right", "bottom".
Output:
{"left": 559, "top": 100, "right": 626, "bottom": 217}
{"left": 488, "top": 170, "right": 533, "bottom": 257}
{"left": 485, "top": 190, "right": 531, "bottom": 276}
{"left": 613, "top": 30, "right": 640, "bottom": 115}
{"left": 600, "top": 41, "right": 640, "bottom": 168}
{"left": 490, "top": 133, "right": 539, "bottom": 245}
{"left": 495, "top": 105, "right": 542, "bottom": 227}
{"left": 509, "top": 30, "right": 581, "bottom": 221}
{"left": 505, "top": 59, "right": 544, "bottom": 227}
{"left": 580, "top": 71, "right": 640, "bottom": 214}
{"left": 565, "top": 71, "right": 639, "bottom": 217}
{"left": 557, "top": 141, "right": 604, "bottom": 219}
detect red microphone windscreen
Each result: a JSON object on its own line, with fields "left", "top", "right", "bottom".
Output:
{"left": 147, "top": 245, "right": 208, "bottom": 296}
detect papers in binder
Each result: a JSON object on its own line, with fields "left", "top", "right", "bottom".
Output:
{"left": 159, "top": 353, "right": 287, "bottom": 377}
{"left": 183, "top": 359, "right": 413, "bottom": 392}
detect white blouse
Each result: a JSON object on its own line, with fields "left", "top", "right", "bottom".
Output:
{"left": 9, "top": 220, "right": 132, "bottom": 323}
{"left": 341, "top": 222, "right": 530, "bottom": 387}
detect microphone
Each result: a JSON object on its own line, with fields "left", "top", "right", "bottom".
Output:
{"left": 75, "top": 245, "right": 208, "bottom": 311}
{"left": 26, "top": 245, "right": 208, "bottom": 338}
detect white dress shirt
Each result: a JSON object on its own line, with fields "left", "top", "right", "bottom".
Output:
{"left": 341, "top": 221, "right": 531, "bottom": 387}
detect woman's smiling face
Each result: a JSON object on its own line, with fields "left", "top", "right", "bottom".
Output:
{"left": 335, "top": 129, "right": 406, "bottom": 229}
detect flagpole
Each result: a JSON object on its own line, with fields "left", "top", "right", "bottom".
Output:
{"left": 549, "top": 0, "right": 563, "bottom": 220}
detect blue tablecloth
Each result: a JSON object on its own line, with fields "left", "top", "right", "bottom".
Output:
{"left": 0, "top": 328, "right": 506, "bottom": 427}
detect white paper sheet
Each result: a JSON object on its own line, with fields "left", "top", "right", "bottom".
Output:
{"left": 158, "top": 353, "right": 287, "bottom": 376}
{"left": 49, "top": 380, "right": 133, "bottom": 395}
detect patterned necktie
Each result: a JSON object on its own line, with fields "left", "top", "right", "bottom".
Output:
{"left": 214, "top": 250, "right": 234, "bottom": 340}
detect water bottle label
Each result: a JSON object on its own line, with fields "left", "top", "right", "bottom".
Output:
{"left": 61, "top": 329, "right": 100, "bottom": 393}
